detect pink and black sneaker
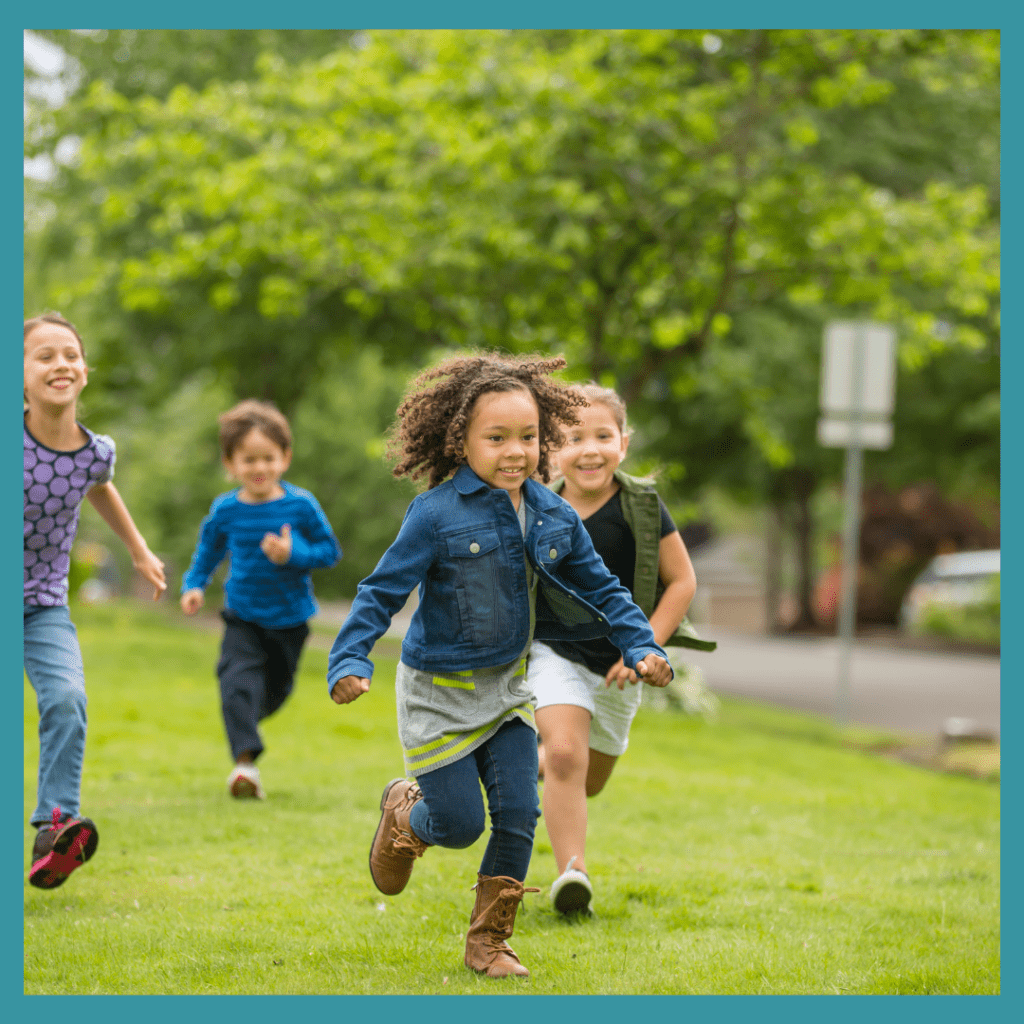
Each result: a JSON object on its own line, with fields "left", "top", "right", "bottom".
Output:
{"left": 29, "top": 808, "right": 99, "bottom": 890}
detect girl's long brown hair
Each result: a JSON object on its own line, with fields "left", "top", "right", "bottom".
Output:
{"left": 24, "top": 312, "right": 86, "bottom": 358}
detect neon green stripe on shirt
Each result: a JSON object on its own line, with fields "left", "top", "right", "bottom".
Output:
{"left": 431, "top": 675, "right": 476, "bottom": 690}
{"left": 404, "top": 703, "right": 535, "bottom": 772}
{"left": 406, "top": 721, "right": 494, "bottom": 770}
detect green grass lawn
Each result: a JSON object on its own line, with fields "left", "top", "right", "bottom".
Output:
{"left": 24, "top": 602, "right": 999, "bottom": 994}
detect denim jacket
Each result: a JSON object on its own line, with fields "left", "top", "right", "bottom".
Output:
{"left": 327, "top": 464, "right": 670, "bottom": 689}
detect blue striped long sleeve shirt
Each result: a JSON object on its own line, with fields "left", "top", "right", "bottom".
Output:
{"left": 182, "top": 481, "right": 341, "bottom": 629}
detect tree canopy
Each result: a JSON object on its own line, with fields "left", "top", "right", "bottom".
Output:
{"left": 25, "top": 29, "right": 999, "bottom": 609}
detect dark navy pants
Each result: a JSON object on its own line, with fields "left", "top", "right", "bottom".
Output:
{"left": 408, "top": 718, "right": 540, "bottom": 882}
{"left": 216, "top": 610, "right": 309, "bottom": 762}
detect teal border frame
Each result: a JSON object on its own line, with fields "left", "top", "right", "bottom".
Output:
{"left": 8, "top": 5, "right": 1015, "bottom": 1021}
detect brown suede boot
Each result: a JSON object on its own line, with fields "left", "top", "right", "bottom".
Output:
{"left": 369, "top": 778, "right": 431, "bottom": 895}
{"left": 464, "top": 874, "right": 540, "bottom": 978}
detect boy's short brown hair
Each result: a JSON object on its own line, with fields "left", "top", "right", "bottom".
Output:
{"left": 218, "top": 400, "right": 292, "bottom": 460}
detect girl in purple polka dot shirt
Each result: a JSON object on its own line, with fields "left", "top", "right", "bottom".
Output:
{"left": 23, "top": 313, "right": 167, "bottom": 890}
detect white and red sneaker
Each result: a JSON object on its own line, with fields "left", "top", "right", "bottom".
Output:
{"left": 227, "top": 763, "right": 265, "bottom": 800}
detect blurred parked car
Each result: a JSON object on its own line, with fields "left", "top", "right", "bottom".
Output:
{"left": 900, "top": 549, "right": 1000, "bottom": 630}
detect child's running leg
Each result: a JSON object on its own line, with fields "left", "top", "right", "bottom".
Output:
{"left": 24, "top": 604, "right": 99, "bottom": 888}
{"left": 259, "top": 622, "right": 309, "bottom": 720}
{"left": 369, "top": 752, "right": 486, "bottom": 895}
{"left": 585, "top": 749, "right": 618, "bottom": 798}
{"left": 216, "top": 611, "right": 269, "bottom": 763}
{"left": 474, "top": 719, "right": 540, "bottom": 882}
{"left": 464, "top": 719, "right": 540, "bottom": 978}
{"left": 407, "top": 754, "right": 487, "bottom": 851}
{"left": 535, "top": 704, "right": 591, "bottom": 875}
{"left": 24, "top": 605, "right": 88, "bottom": 825}
{"left": 535, "top": 703, "right": 598, "bottom": 915}
{"left": 216, "top": 612, "right": 273, "bottom": 798}
{"left": 402, "top": 718, "right": 540, "bottom": 878}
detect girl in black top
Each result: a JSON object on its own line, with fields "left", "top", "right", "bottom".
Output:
{"left": 527, "top": 383, "right": 696, "bottom": 915}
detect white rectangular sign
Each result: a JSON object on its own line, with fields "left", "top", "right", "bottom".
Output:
{"left": 817, "top": 417, "right": 893, "bottom": 450}
{"left": 820, "top": 322, "right": 897, "bottom": 417}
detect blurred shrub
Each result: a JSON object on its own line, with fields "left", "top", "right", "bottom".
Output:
{"left": 67, "top": 541, "right": 115, "bottom": 604}
{"left": 913, "top": 575, "right": 999, "bottom": 646}
{"left": 66, "top": 554, "right": 94, "bottom": 602}
{"left": 287, "top": 345, "right": 417, "bottom": 596}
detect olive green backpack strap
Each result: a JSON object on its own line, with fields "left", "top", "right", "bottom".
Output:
{"left": 615, "top": 471, "right": 661, "bottom": 618}
{"left": 666, "top": 618, "right": 717, "bottom": 652}
{"left": 551, "top": 473, "right": 716, "bottom": 653}
{"left": 617, "top": 471, "right": 717, "bottom": 653}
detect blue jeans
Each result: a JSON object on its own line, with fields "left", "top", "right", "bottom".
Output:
{"left": 408, "top": 718, "right": 540, "bottom": 882}
{"left": 24, "top": 604, "right": 88, "bottom": 826}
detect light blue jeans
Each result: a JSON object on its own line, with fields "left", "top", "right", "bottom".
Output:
{"left": 24, "top": 604, "right": 88, "bottom": 826}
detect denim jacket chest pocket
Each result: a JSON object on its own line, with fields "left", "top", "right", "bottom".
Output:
{"left": 534, "top": 528, "right": 574, "bottom": 570}
{"left": 443, "top": 526, "right": 502, "bottom": 646}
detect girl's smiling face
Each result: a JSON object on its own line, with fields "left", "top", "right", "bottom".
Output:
{"left": 557, "top": 401, "right": 629, "bottom": 500}
{"left": 24, "top": 323, "right": 88, "bottom": 410}
{"left": 462, "top": 388, "right": 540, "bottom": 506}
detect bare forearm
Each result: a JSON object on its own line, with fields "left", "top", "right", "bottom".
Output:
{"left": 86, "top": 483, "right": 150, "bottom": 557}
{"left": 648, "top": 580, "right": 696, "bottom": 646}
{"left": 87, "top": 482, "right": 166, "bottom": 598}
{"left": 647, "top": 531, "right": 697, "bottom": 645}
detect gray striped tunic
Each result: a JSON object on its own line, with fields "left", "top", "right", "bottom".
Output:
{"left": 394, "top": 497, "right": 538, "bottom": 777}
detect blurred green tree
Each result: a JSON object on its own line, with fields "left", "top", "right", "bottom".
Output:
{"left": 104, "top": 346, "right": 415, "bottom": 598}
{"left": 25, "top": 29, "right": 998, "bottom": 612}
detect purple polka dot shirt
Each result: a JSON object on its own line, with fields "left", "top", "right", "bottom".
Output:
{"left": 24, "top": 421, "right": 116, "bottom": 606}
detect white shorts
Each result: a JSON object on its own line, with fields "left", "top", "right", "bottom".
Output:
{"left": 527, "top": 640, "right": 643, "bottom": 757}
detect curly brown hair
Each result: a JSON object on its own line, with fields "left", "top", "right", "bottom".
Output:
{"left": 387, "top": 353, "right": 587, "bottom": 489}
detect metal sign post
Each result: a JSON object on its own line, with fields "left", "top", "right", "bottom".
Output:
{"left": 818, "top": 322, "right": 896, "bottom": 728}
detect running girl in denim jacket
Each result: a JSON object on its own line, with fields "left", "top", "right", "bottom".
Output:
{"left": 328, "top": 353, "right": 673, "bottom": 979}
{"left": 24, "top": 313, "right": 166, "bottom": 889}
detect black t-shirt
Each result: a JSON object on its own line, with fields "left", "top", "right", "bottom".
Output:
{"left": 544, "top": 489, "right": 677, "bottom": 676}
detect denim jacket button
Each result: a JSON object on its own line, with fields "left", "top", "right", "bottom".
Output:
{"left": 549, "top": 548, "right": 557, "bottom": 559}
{"left": 469, "top": 542, "right": 480, "bottom": 554}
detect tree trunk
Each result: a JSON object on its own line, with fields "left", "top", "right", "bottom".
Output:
{"left": 790, "top": 468, "right": 818, "bottom": 629}
{"left": 764, "top": 494, "right": 786, "bottom": 634}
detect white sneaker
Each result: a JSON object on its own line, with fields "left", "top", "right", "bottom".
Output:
{"left": 550, "top": 856, "right": 593, "bottom": 914}
{"left": 227, "top": 763, "right": 265, "bottom": 800}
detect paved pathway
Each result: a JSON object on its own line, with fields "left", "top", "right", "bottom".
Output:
{"left": 312, "top": 600, "right": 999, "bottom": 739}
{"left": 679, "top": 627, "right": 1000, "bottom": 739}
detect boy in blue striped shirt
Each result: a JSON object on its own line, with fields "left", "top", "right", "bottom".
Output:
{"left": 181, "top": 400, "right": 341, "bottom": 799}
